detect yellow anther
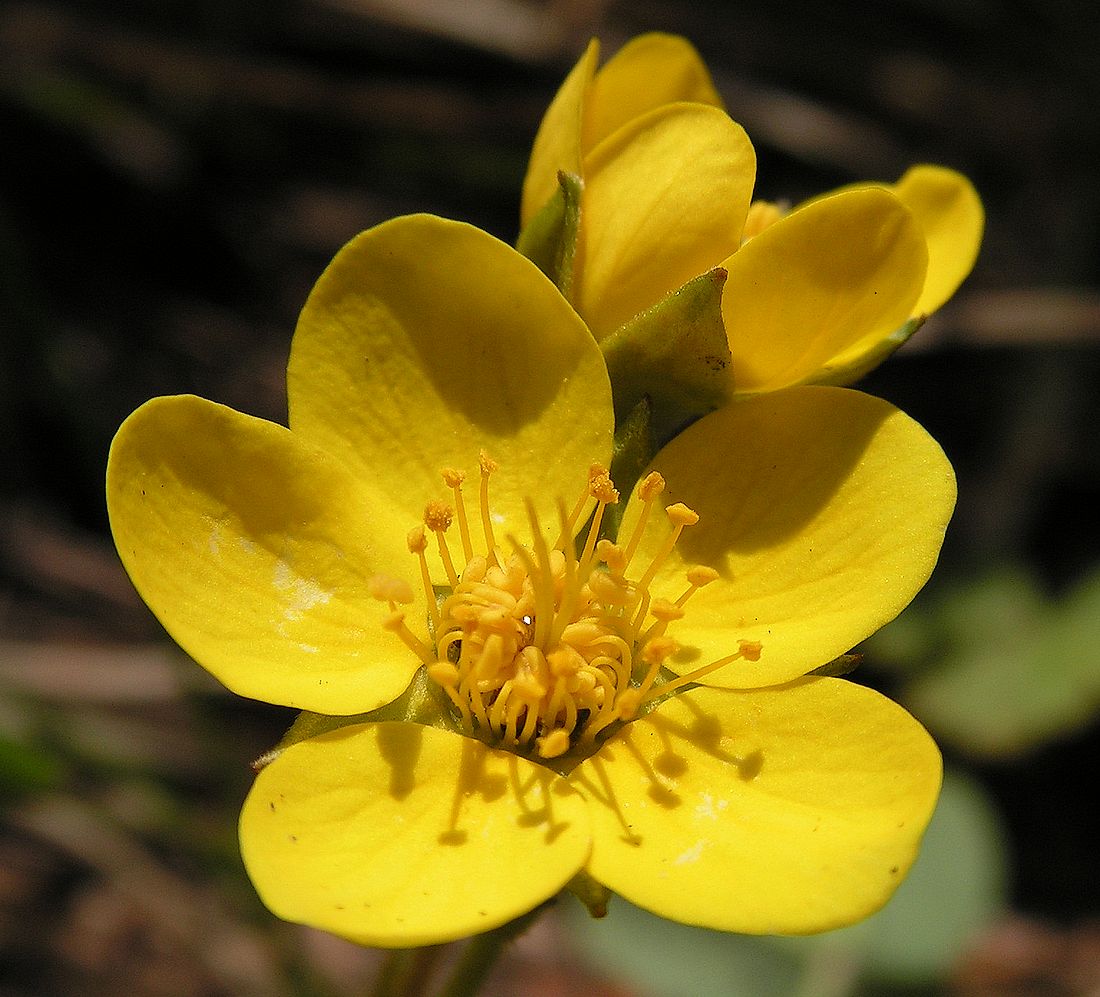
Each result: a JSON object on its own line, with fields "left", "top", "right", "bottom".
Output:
{"left": 441, "top": 467, "right": 465, "bottom": 488}
{"left": 738, "top": 639, "right": 763, "bottom": 662}
{"left": 427, "top": 661, "right": 460, "bottom": 687}
{"left": 596, "top": 539, "right": 626, "bottom": 573}
{"left": 479, "top": 450, "right": 498, "bottom": 475}
{"left": 615, "top": 688, "right": 642, "bottom": 721}
{"left": 406, "top": 525, "right": 428, "bottom": 555}
{"left": 537, "top": 728, "right": 571, "bottom": 759}
{"left": 368, "top": 574, "right": 414, "bottom": 605}
{"left": 548, "top": 646, "right": 582, "bottom": 677}
{"left": 666, "top": 502, "right": 699, "bottom": 527}
{"left": 638, "top": 471, "right": 666, "bottom": 501}
{"left": 585, "top": 571, "right": 630, "bottom": 607}
{"left": 649, "top": 599, "right": 685, "bottom": 622}
{"left": 424, "top": 500, "right": 454, "bottom": 533}
{"left": 642, "top": 636, "right": 678, "bottom": 664}
{"left": 686, "top": 565, "right": 719, "bottom": 587}
{"left": 589, "top": 467, "right": 619, "bottom": 505}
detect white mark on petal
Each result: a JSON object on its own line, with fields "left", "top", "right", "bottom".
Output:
{"left": 695, "top": 793, "right": 729, "bottom": 821}
{"left": 674, "top": 840, "right": 705, "bottom": 866}
{"left": 273, "top": 555, "right": 332, "bottom": 623}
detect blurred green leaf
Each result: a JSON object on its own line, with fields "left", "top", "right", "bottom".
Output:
{"left": 565, "top": 770, "right": 1006, "bottom": 995}
{"left": 871, "top": 565, "right": 1100, "bottom": 756}
{"left": 0, "top": 733, "right": 66, "bottom": 799}
{"left": 774, "top": 769, "right": 1008, "bottom": 985}
{"left": 564, "top": 894, "right": 802, "bottom": 997}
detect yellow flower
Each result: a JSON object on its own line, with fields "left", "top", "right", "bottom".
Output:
{"left": 107, "top": 215, "right": 953, "bottom": 947}
{"left": 520, "top": 34, "right": 983, "bottom": 393}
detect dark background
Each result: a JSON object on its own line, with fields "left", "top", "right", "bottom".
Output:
{"left": 2, "top": 1, "right": 1098, "bottom": 994}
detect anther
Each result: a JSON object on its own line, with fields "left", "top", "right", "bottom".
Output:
{"left": 406, "top": 525, "right": 428, "bottom": 555}
{"left": 638, "top": 471, "right": 666, "bottom": 501}
{"left": 686, "top": 565, "right": 719, "bottom": 587}
{"left": 368, "top": 574, "right": 414, "bottom": 605}
{"left": 738, "top": 639, "right": 763, "bottom": 662}
{"left": 537, "top": 728, "right": 571, "bottom": 759}
{"left": 596, "top": 539, "right": 626, "bottom": 574}
{"left": 588, "top": 466, "right": 619, "bottom": 505}
{"left": 633, "top": 636, "right": 677, "bottom": 703}
{"left": 425, "top": 500, "right": 459, "bottom": 587}
{"left": 424, "top": 500, "right": 453, "bottom": 533}
{"left": 649, "top": 599, "right": 685, "bottom": 623}
{"left": 666, "top": 502, "right": 699, "bottom": 527}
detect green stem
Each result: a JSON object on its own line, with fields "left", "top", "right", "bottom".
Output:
{"left": 372, "top": 944, "right": 445, "bottom": 997}
{"left": 436, "top": 904, "right": 549, "bottom": 997}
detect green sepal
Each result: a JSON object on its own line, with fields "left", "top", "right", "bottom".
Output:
{"left": 803, "top": 316, "right": 925, "bottom": 388}
{"left": 252, "top": 668, "right": 450, "bottom": 770}
{"left": 602, "top": 396, "right": 656, "bottom": 541}
{"left": 600, "top": 267, "right": 733, "bottom": 447}
{"left": 566, "top": 870, "right": 612, "bottom": 919}
{"left": 806, "top": 653, "right": 863, "bottom": 678}
{"left": 515, "top": 170, "right": 583, "bottom": 302}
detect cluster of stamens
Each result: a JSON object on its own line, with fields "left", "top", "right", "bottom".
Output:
{"left": 370, "top": 453, "right": 761, "bottom": 762}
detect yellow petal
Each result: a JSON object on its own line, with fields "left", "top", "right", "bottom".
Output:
{"left": 521, "top": 40, "right": 599, "bottom": 226}
{"left": 576, "top": 680, "right": 942, "bottom": 934}
{"left": 287, "top": 214, "right": 613, "bottom": 558}
{"left": 894, "top": 165, "right": 984, "bottom": 316}
{"left": 583, "top": 33, "right": 723, "bottom": 153}
{"left": 619, "top": 386, "right": 955, "bottom": 688}
{"left": 579, "top": 105, "right": 756, "bottom": 339}
{"left": 721, "top": 188, "right": 927, "bottom": 394}
{"left": 240, "top": 722, "right": 591, "bottom": 947}
{"left": 106, "top": 395, "right": 420, "bottom": 714}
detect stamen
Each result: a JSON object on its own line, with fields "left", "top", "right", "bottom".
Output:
{"left": 369, "top": 574, "right": 434, "bottom": 660}
{"left": 555, "top": 463, "right": 602, "bottom": 548}
{"left": 578, "top": 465, "right": 618, "bottom": 573}
{"left": 425, "top": 500, "right": 459, "bottom": 587}
{"left": 641, "top": 640, "right": 764, "bottom": 705}
{"left": 381, "top": 609, "right": 434, "bottom": 663}
{"left": 635, "top": 636, "right": 678, "bottom": 701}
{"left": 621, "top": 471, "right": 665, "bottom": 568}
{"left": 677, "top": 565, "right": 719, "bottom": 607}
{"left": 406, "top": 526, "right": 440, "bottom": 634}
{"left": 442, "top": 467, "right": 473, "bottom": 563}
{"left": 629, "top": 502, "right": 699, "bottom": 612}
{"left": 547, "top": 499, "right": 583, "bottom": 649}
{"left": 641, "top": 598, "right": 685, "bottom": 642}
{"left": 478, "top": 450, "right": 499, "bottom": 556}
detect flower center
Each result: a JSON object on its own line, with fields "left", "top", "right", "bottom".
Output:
{"left": 371, "top": 453, "right": 761, "bottom": 764}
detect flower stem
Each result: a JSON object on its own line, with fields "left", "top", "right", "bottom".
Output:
{"left": 372, "top": 944, "right": 445, "bottom": 997}
{"left": 436, "top": 904, "right": 549, "bottom": 997}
